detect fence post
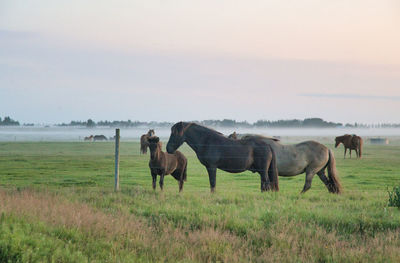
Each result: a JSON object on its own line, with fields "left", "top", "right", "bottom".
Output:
{"left": 114, "top": 128, "right": 120, "bottom": 192}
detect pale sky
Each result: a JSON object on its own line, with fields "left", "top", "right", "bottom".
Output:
{"left": 1, "top": 0, "right": 399, "bottom": 124}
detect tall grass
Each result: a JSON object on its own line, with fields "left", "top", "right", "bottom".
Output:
{"left": 1, "top": 141, "right": 400, "bottom": 262}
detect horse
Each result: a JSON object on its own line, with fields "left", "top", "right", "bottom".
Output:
{"left": 229, "top": 133, "right": 342, "bottom": 194}
{"left": 147, "top": 136, "right": 187, "bottom": 192}
{"left": 335, "top": 134, "right": 363, "bottom": 159}
{"left": 228, "top": 132, "right": 279, "bottom": 141}
{"left": 228, "top": 131, "right": 238, "bottom": 139}
{"left": 140, "top": 129, "right": 155, "bottom": 154}
{"left": 166, "top": 122, "right": 279, "bottom": 193}
{"left": 93, "top": 135, "right": 107, "bottom": 141}
{"left": 84, "top": 135, "right": 93, "bottom": 141}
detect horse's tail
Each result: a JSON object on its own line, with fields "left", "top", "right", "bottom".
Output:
{"left": 140, "top": 135, "right": 148, "bottom": 154}
{"left": 327, "top": 149, "right": 342, "bottom": 194}
{"left": 268, "top": 145, "right": 279, "bottom": 191}
{"left": 358, "top": 137, "right": 363, "bottom": 158}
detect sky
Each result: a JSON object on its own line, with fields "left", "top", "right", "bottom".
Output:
{"left": 1, "top": 0, "right": 399, "bottom": 124}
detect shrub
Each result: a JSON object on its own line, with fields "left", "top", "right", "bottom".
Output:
{"left": 388, "top": 186, "right": 400, "bottom": 208}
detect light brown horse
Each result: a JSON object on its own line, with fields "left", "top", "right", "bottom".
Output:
{"left": 335, "top": 134, "right": 363, "bottom": 159}
{"left": 84, "top": 135, "right": 93, "bottom": 141}
{"left": 229, "top": 132, "right": 342, "bottom": 194}
{"left": 140, "top": 129, "right": 155, "bottom": 154}
{"left": 148, "top": 136, "right": 187, "bottom": 192}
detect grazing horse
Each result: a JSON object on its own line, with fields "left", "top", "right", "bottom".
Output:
{"left": 84, "top": 135, "right": 93, "bottom": 141}
{"left": 148, "top": 136, "right": 187, "bottom": 192}
{"left": 166, "top": 122, "right": 279, "bottom": 193}
{"left": 93, "top": 135, "right": 107, "bottom": 141}
{"left": 140, "top": 129, "right": 155, "bottom": 154}
{"left": 335, "top": 134, "right": 363, "bottom": 159}
{"left": 229, "top": 133, "right": 342, "bottom": 194}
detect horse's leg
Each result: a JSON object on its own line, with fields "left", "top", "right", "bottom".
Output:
{"left": 151, "top": 172, "right": 157, "bottom": 190}
{"left": 344, "top": 148, "right": 347, "bottom": 159}
{"left": 317, "top": 170, "right": 332, "bottom": 192}
{"left": 206, "top": 167, "right": 217, "bottom": 193}
{"left": 260, "top": 159, "right": 271, "bottom": 192}
{"left": 349, "top": 149, "right": 352, "bottom": 159}
{"left": 179, "top": 178, "right": 184, "bottom": 192}
{"left": 260, "top": 172, "right": 271, "bottom": 192}
{"left": 178, "top": 169, "right": 185, "bottom": 192}
{"left": 171, "top": 170, "right": 184, "bottom": 192}
{"left": 159, "top": 172, "right": 165, "bottom": 190}
{"left": 355, "top": 148, "right": 359, "bottom": 158}
{"left": 301, "top": 168, "right": 318, "bottom": 193}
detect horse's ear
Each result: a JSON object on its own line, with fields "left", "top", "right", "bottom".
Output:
{"left": 173, "top": 121, "right": 191, "bottom": 136}
{"left": 174, "top": 122, "right": 184, "bottom": 136}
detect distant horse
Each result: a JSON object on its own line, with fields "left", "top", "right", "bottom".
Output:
{"left": 335, "top": 134, "right": 363, "bottom": 159}
{"left": 228, "top": 131, "right": 238, "bottom": 139}
{"left": 228, "top": 132, "right": 279, "bottom": 141}
{"left": 93, "top": 135, "right": 107, "bottom": 141}
{"left": 166, "top": 122, "right": 279, "bottom": 193}
{"left": 84, "top": 135, "right": 93, "bottom": 141}
{"left": 229, "top": 133, "right": 342, "bottom": 194}
{"left": 140, "top": 129, "right": 155, "bottom": 154}
{"left": 148, "top": 136, "right": 187, "bottom": 192}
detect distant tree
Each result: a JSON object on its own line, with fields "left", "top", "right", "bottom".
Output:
{"left": 220, "top": 119, "right": 235, "bottom": 127}
{"left": 303, "top": 118, "right": 324, "bottom": 127}
{"left": 0, "top": 116, "right": 20, "bottom": 126}
{"left": 86, "top": 119, "right": 96, "bottom": 127}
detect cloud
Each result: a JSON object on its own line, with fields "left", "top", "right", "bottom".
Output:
{"left": 298, "top": 93, "right": 400, "bottom": 101}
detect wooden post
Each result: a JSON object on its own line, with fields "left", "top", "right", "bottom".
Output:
{"left": 114, "top": 128, "right": 120, "bottom": 191}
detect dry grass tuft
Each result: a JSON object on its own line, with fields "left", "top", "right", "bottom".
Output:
{"left": 1, "top": 188, "right": 400, "bottom": 262}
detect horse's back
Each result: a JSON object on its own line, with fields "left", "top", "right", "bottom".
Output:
{"left": 218, "top": 138, "right": 271, "bottom": 173}
{"left": 166, "top": 150, "right": 187, "bottom": 172}
{"left": 94, "top": 135, "right": 107, "bottom": 141}
{"left": 274, "top": 140, "right": 329, "bottom": 176}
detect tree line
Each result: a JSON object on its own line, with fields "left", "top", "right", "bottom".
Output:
{"left": 0, "top": 116, "right": 20, "bottom": 126}
{"left": 57, "top": 118, "right": 400, "bottom": 129}
{"left": 2, "top": 116, "right": 400, "bottom": 128}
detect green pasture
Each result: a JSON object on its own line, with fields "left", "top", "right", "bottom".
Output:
{"left": 1, "top": 140, "right": 400, "bottom": 262}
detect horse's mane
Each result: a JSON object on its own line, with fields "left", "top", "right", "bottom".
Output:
{"left": 336, "top": 134, "right": 351, "bottom": 139}
{"left": 189, "top": 123, "right": 225, "bottom": 137}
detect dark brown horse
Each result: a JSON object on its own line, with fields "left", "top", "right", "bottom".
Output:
{"left": 166, "top": 122, "right": 279, "bottom": 193}
{"left": 140, "top": 129, "right": 155, "bottom": 154}
{"left": 93, "top": 135, "right": 107, "bottom": 141}
{"left": 229, "top": 133, "right": 342, "bottom": 194}
{"left": 148, "top": 136, "right": 187, "bottom": 192}
{"left": 335, "top": 134, "right": 363, "bottom": 159}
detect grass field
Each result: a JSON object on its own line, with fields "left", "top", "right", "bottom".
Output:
{"left": 1, "top": 140, "right": 400, "bottom": 262}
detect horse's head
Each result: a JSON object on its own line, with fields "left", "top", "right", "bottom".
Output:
{"left": 228, "top": 132, "right": 237, "bottom": 140}
{"left": 334, "top": 137, "right": 341, "bottom": 148}
{"left": 167, "top": 122, "right": 190, "bottom": 153}
{"left": 148, "top": 136, "right": 161, "bottom": 159}
{"left": 148, "top": 129, "right": 155, "bottom": 136}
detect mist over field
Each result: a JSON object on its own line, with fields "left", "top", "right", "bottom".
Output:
{"left": 1, "top": 126, "right": 399, "bottom": 142}
{"left": 2, "top": 1, "right": 400, "bottom": 262}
